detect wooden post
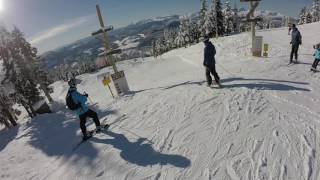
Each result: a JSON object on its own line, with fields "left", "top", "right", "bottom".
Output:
{"left": 250, "top": 1, "right": 256, "bottom": 42}
{"left": 96, "top": 5, "right": 118, "bottom": 73}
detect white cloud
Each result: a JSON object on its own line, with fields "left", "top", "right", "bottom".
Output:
{"left": 30, "top": 15, "right": 93, "bottom": 45}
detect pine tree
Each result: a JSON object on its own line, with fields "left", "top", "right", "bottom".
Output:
{"left": 232, "top": 3, "right": 240, "bottom": 33}
{"left": 298, "top": 7, "right": 307, "bottom": 24}
{"left": 175, "top": 16, "right": 191, "bottom": 47}
{"left": 223, "top": 1, "right": 234, "bottom": 35}
{"left": 311, "top": 0, "right": 320, "bottom": 22}
{"left": 0, "top": 90, "right": 19, "bottom": 128}
{"left": 306, "top": 11, "right": 313, "bottom": 23}
{"left": 0, "top": 26, "right": 52, "bottom": 117}
{"left": 190, "top": 22, "right": 201, "bottom": 43}
{"left": 203, "top": 5, "right": 217, "bottom": 37}
{"left": 152, "top": 40, "right": 157, "bottom": 58}
{"left": 199, "top": 0, "right": 208, "bottom": 37}
{"left": 213, "top": 0, "right": 225, "bottom": 36}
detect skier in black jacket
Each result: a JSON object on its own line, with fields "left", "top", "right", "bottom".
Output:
{"left": 290, "top": 24, "right": 302, "bottom": 64}
{"left": 203, "top": 37, "right": 221, "bottom": 87}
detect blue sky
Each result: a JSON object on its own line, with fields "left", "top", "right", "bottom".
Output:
{"left": 0, "top": 0, "right": 313, "bottom": 53}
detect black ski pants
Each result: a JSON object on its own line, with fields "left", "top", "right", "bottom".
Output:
{"left": 312, "top": 59, "right": 320, "bottom": 69}
{"left": 79, "top": 109, "right": 100, "bottom": 136}
{"left": 290, "top": 44, "right": 300, "bottom": 62}
{"left": 205, "top": 65, "right": 220, "bottom": 85}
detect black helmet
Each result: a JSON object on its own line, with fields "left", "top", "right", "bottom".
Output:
{"left": 68, "top": 78, "right": 76, "bottom": 88}
{"left": 202, "top": 35, "right": 209, "bottom": 43}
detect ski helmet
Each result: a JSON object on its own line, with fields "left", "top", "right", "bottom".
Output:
{"left": 68, "top": 78, "right": 76, "bottom": 87}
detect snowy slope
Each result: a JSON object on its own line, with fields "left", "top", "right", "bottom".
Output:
{"left": 1, "top": 22, "right": 320, "bottom": 180}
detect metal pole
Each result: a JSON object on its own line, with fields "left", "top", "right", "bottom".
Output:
{"left": 96, "top": 5, "right": 118, "bottom": 73}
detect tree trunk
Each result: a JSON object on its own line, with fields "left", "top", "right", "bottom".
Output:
{"left": 22, "top": 103, "right": 34, "bottom": 118}
{"left": 41, "top": 85, "right": 53, "bottom": 103}
{"left": 28, "top": 102, "right": 37, "bottom": 117}
{"left": 3, "top": 109, "right": 17, "bottom": 126}
{"left": 0, "top": 116, "right": 11, "bottom": 129}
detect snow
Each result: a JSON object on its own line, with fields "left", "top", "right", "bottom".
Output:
{"left": 83, "top": 48, "right": 93, "bottom": 55}
{"left": 114, "top": 36, "right": 140, "bottom": 50}
{"left": 1, "top": 22, "right": 320, "bottom": 180}
{"left": 138, "top": 33, "right": 146, "bottom": 38}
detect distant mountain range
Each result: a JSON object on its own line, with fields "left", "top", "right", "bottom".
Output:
{"left": 39, "top": 10, "right": 293, "bottom": 70}
{"left": 39, "top": 15, "right": 181, "bottom": 69}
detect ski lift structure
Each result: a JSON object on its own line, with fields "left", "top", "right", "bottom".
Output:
{"left": 240, "top": 0, "right": 264, "bottom": 57}
{"left": 92, "top": 4, "right": 130, "bottom": 97}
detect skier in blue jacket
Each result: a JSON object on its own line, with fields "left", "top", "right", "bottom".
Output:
{"left": 311, "top": 43, "right": 320, "bottom": 72}
{"left": 67, "top": 79, "right": 103, "bottom": 140}
{"left": 203, "top": 37, "right": 221, "bottom": 87}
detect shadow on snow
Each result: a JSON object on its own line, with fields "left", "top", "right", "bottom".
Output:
{"left": 221, "top": 77, "right": 310, "bottom": 91}
{"left": 0, "top": 126, "right": 19, "bottom": 152}
{"left": 91, "top": 131, "right": 191, "bottom": 168}
{"left": 130, "top": 76, "right": 309, "bottom": 93}
{"left": 24, "top": 101, "right": 117, "bottom": 164}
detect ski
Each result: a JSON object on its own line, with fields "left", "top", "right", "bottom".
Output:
{"left": 310, "top": 69, "right": 320, "bottom": 73}
{"left": 72, "top": 123, "right": 110, "bottom": 151}
{"left": 71, "top": 114, "right": 127, "bottom": 151}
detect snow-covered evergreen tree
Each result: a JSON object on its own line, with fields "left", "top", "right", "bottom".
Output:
{"left": 306, "top": 11, "right": 313, "bottom": 23}
{"left": 189, "top": 22, "right": 201, "bottom": 43}
{"left": 0, "top": 26, "right": 52, "bottom": 117}
{"left": 199, "top": 0, "right": 208, "bottom": 37}
{"left": 232, "top": 3, "right": 240, "bottom": 33}
{"left": 175, "top": 16, "right": 191, "bottom": 47}
{"left": 152, "top": 40, "right": 157, "bottom": 58}
{"left": 299, "top": 7, "right": 307, "bottom": 24}
{"left": 311, "top": 0, "right": 320, "bottom": 22}
{"left": 203, "top": 7, "right": 217, "bottom": 37}
{"left": 223, "top": 1, "right": 234, "bottom": 35}
{"left": 164, "top": 28, "right": 179, "bottom": 50}
{"left": 0, "top": 90, "right": 19, "bottom": 128}
{"left": 213, "top": 0, "right": 225, "bottom": 36}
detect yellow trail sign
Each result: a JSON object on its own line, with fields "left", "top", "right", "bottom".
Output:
{"left": 102, "top": 76, "right": 111, "bottom": 86}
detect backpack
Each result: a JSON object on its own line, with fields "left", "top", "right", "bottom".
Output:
{"left": 66, "top": 90, "right": 81, "bottom": 110}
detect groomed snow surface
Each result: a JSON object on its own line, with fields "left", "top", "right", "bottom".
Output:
{"left": 1, "top": 22, "right": 320, "bottom": 180}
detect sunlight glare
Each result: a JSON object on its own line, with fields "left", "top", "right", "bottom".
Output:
{"left": 0, "top": 0, "right": 3, "bottom": 12}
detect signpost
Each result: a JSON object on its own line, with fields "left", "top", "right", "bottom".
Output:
{"left": 92, "top": 4, "right": 130, "bottom": 97}
{"left": 263, "top": 43, "right": 269, "bottom": 57}
{"left": 94, "top": 5, "right": 119, "bottom": 73}
{"left": 240, "top": 0, "right": 263, "bottom": 57}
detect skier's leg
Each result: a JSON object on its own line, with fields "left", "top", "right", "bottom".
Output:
{"left": 211, "top": 65, "right": 220, "bottom": 84}
{"left": 79, "top": 113, "right": 88, "bottom": 137}
{"left": 205, "top": 67, "right": 212, "bottom": 86}
{"left": 312, "top": 59, "right": 317, "bottom": 69}
{"left": 86, "top": 109, "right": 101, "bottom": 127}
{"left": 315, "top": 59, "right": 320, "bottom": 69}
{"left": 290, "top": 45, "right": 294, "bottom": 63}
{"left": 294, "top": 45, "right": 299, "bottom": 61}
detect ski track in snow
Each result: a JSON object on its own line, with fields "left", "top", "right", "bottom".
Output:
{"left": 1, "top": 22, "right": 320, "bottom": 180}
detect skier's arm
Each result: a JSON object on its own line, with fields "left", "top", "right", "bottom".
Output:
{"left": 212, "top": 45, "right": 216, "bottom": 56}
{"left": 72, "top": 91, "right": 88, "bottom": 104}
{"left": 203, "top": 47, "right": 208, "bottom": 66}
{"left": 298, "top": 32, "right": 302, "bottom": 45}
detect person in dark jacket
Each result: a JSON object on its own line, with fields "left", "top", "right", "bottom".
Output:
{"left": 67, "top": 79, "right": 103, "bottom": 140}
{"left": 290, "top": 24, "right": 302, "bottom": 64}
{"left": 203, "top": 37, "right": 221, "bottom": 87}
